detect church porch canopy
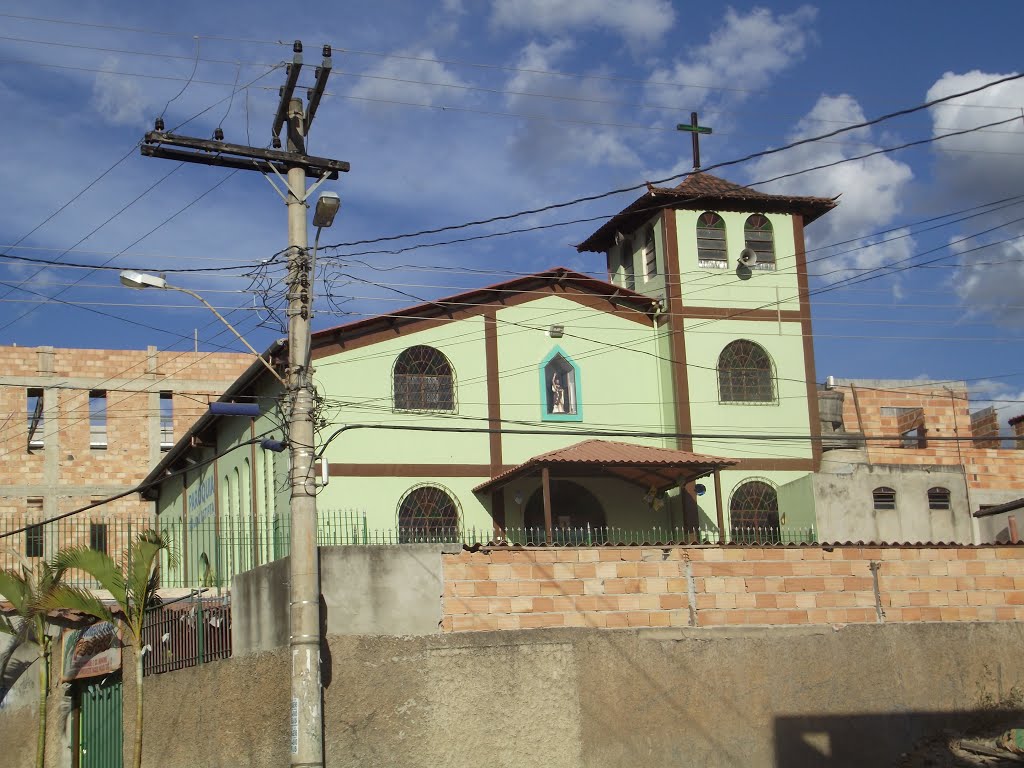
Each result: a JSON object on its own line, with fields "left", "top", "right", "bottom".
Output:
{"left": 473, "top": 438, "right": 736, "bottom": 496}
{"left": 474, "top": 439, "right": 736, "bottom": 543}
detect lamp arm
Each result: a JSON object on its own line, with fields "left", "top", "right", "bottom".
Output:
{"left": 170, "top": 284, "right": 287, "bottom": 386}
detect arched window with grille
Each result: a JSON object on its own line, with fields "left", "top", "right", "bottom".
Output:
{"left": 697, "top": 212, "right": 727, "bottom": 268}
{"left": 393, "top": 345, "right": 456, "bottom": 412}
{"left": 873, "top": 487, "right": 897, "bottom": 511}
{"left": 928, "top": 487, "right": 951, "bottom": 511}
{"left": 729, "top": 480, "right": 780, "bottom": 543}
{"left": 398, "top": 485, "right": 461, "bottom": 543}
{"left": 744, "top": 214, "right": 775, "bottom": 270}
{"left": 717, "top": 340, "right": 775, "bottom": 403}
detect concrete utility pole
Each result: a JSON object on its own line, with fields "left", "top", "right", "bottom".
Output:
{"left": 283, "top": 95, "right": 323, "bottom": 768}
{"left": 139, "top": 41, "right": 348, "bottom": 768}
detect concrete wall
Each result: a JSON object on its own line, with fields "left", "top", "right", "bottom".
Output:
{"left": 116, "top": 622, "right": 1024, "bottom": 768}
{"left": 232, "top": 544, "right": 458, "bottom": 654}
{"left": 812, "top": 452, "right": 973, "bottom": 543}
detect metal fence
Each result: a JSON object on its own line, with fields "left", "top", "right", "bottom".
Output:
{"left": 141, "top": 592, "right": 231, "bottom": 677}
{"left": 3, "top": 509, "right": 817, "bottom": 591}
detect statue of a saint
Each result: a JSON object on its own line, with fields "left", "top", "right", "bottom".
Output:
{"left": 551, "top": 372, "right": 566, "bottom": 413}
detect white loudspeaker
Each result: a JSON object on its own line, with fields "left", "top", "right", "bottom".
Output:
{"left": 738, "top": 248, "right": 758, "bottom": 267}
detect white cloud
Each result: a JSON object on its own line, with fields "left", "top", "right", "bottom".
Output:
{"left": 746, "top": 94, "right": 915, "bottom": 283}
{"left": 501, "top": 40, "right": 643, "bottom": 177}
{"left": 646, "top": 6, "right": 817, "bottom": 112}
{"left": 491, "top": 0, "right": 675, "bottom": 47}
{"left": 91, "top": 58, "right": 151, "bottom": 127}
{"left": 925, "top": 70, "right": 1024, "bottom": 325}
{"left": 347, "top": 48, "right": 471, "bottom": 107}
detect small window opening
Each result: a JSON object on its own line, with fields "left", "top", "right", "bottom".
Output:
{"left": 89, "top": 390, "right": 107, "bottom": 449}
{"left": 89, "top": 523, "right": 108, "bottom": 554}
{"left": 160, "top": 391, "right": 174, "bottom": 450}
{"left": 27, "top": 388, "right": 44, "bottom": 450}
{"left": 25, "top": 525, "right": 44, "bottom": 558}
{"left": 928, "top": 487, "right": 951, "bottom": 511}
{"left": 873, "top": 487, "right": 897, "bottom": 511}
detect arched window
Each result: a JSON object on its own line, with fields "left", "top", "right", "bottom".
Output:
{"left": 398, "top": 485, "right": 461, "bottom": 543}
{"left": 697, "top": 212, "right": 727, "bottom": 268}
{"left": 873, "top": 487, "right": 897, "bottom": 511}
{"left": 928, "top": 487, "right": 951, "bottom": 511}
{"left": 744, "top": 214, "right": 775, "bottom": 269}
{"left": 718, "top": 340, "right": 775, "bottom": 403}
{"left": 730, "top": 480, "right": 780, "bottom": 543}
{"left": 393, "top": 345, "right": 456, "bottom": 412}
{"left": 642, "top": 227, "right": 658, "bottom": 280}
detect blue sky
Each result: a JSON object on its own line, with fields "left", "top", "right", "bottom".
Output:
{"left": 0, "top": 1, "right": 1022, "bottom": 421}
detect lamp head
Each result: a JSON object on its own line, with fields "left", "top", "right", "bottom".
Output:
{"left": 119, "top": 270, "right": 167, "bottom": 290}
{"left": 312, "top": 191, "right": 341, "bottom": 229}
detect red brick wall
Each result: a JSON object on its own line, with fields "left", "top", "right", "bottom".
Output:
{"left": 442, "top": 545, "right": 1024, "bottom": 632}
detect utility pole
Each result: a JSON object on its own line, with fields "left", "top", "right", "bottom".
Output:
{"left": 139, "top": 41, "right": 346, "bottom": 768}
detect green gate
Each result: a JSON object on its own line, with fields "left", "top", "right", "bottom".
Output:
{"left": 78, "top": 677, "right": 122, "bottom": 768}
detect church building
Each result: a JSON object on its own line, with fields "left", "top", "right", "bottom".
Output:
{"left": 143, "top": 170, "right": 843, "bottom": 584}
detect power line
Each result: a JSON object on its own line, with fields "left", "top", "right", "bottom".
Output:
{"left": 315, "top": 72, "right": 1024, "bottom": 251}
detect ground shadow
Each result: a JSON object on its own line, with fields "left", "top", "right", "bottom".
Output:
{"left": 775, "top": 708, "right": 1024, "bottom": 767}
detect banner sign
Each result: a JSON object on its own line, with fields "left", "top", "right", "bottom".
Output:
{"left": 61, "top": 622, "right": 122, "bottom": 682}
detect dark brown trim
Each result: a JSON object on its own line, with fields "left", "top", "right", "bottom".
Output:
{"left": 676, "top": 306, "right": 803, "bottom": 322}
{"left": 329, "top": 463, "right": 504, "bottom": 478}
{"left": 713, "top": 468, "right": 725, "bottom": 539}
{"left": 728, "top": 458, "right": 815, "bottom": 471}
{"left": 792, "top": 216, "right": 822, "bottom": 471}
{"left": 483, "top": 311, "right": 503, "bottom": 475}
{"left": 662, "top": 209, "right": 694, "bottom": 451}
{"left": 542, "top": 466, "right": 553, "bottom": 544}
{"left": 311, "top": 278, "right": 655, "bottom": 359}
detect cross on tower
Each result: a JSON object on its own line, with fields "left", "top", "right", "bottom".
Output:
{"left": 676, "top": 111, "right": 713, "bottom": 170}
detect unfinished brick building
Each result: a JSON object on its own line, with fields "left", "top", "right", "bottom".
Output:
{"left": 811, "top": 378, "right": 1023, "bottom": 543}
{"left": 0, "top": 345, "right": 250, "bottom": 561}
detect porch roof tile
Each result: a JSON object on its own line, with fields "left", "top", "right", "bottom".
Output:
{"left": 473, "top": 439, "right": 737, "bottom": 494}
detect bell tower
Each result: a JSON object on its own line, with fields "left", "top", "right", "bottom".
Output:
{"left": 577, "top": 173, "right": 837, "bottom": 532}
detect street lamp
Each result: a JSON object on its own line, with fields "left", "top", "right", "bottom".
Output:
{"left": 118, "top": 270, "right": 285, "bottom": 385}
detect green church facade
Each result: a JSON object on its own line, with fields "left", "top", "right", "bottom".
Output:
{"left": 144, "top": 172, "right": 838, "bottom": 585}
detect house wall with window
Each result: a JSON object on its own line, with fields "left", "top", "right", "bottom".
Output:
{"left": 804, "top": 451, "right": 972, "bottom": 543}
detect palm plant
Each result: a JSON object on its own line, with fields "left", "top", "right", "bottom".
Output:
{"left": 0, "top": 559, "right": 61, "bottom": 768}
{"left": 41, "top": 530, "right": 173, "bottom": 768}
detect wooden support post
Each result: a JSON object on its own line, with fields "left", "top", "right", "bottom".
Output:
{"left": 491, "top": 490, "right": 506, "bottom": 542}
{"left": 542, "top": 467, "right": 553, "bottom": 544}
{"left": 714, "top": 468, "right": 725, "bottom": 545}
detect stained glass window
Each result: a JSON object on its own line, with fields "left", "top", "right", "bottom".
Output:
{"left": 393, "top": 345, "right": 456, "bottom": 411}
{"left": 398, "top": 485, "right": 461, "bottom": 543}
{"left": 729, "top": 481, "right": 780, "bottom": 543}
{"left": 718, "top": 340, "right": 775, "bottom": 403}
{"left": 697, "top": 212, "right": 727, "bottom": 268}
{"left": 744, "top": 214, "right": 775, "bottom": 270}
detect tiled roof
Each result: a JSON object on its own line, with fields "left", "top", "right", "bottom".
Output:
{"left": 473, "top": 439, "right": 736, "bottom": 494}
{"left": 576, "top": 171, "right": 838, "bottom": 253}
